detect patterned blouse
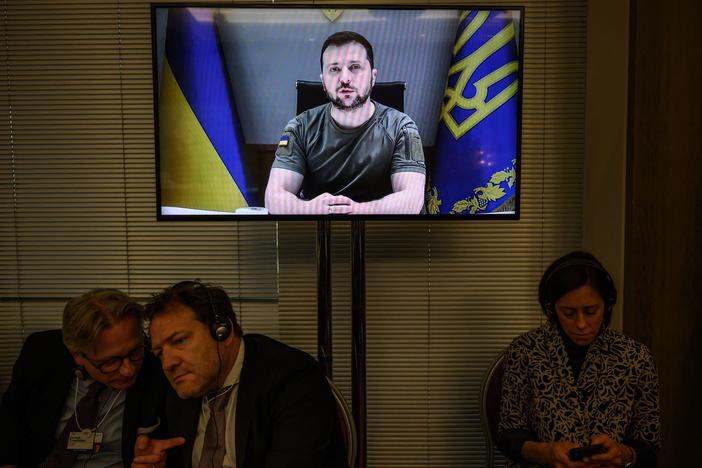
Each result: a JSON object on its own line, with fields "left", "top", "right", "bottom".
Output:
{"left": 498, "top": 321, "right": 661, "bottom": 468}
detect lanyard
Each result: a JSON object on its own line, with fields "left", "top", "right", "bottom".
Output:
{"left": 72, "top": 376, "right": 122, "bottom": 432}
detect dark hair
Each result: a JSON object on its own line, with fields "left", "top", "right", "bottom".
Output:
{"left": 320, "top": 31, "right": 374, "bottom": 70}
{"left": 538, "top": 251, "right": 617, "bottom": 326}
{"left": 145, "top": 281, "right": 243, "bottom": 338}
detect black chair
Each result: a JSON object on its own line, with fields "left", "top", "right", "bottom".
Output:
{"left": 295, "top": 80, "right": 406, "bottom": 115}
{"left": 480, "top": 350, "right": 506, "bottom": 468}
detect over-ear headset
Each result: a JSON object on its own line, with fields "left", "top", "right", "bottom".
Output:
{"left": 538, "top": 255, "right": 617, "bottom": 322}
{"left": 201, "top": 283, "right": 232, "bottom": 342}
{"left": 170, "top": 280, "right": 233, "bottom": 341}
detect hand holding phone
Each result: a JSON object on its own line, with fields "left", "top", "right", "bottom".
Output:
{"left": 568, "top": 443, "right": 606, "bottom": 461}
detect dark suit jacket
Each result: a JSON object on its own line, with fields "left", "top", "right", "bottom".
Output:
{"left": 0, "top": 330, "right": 167, "bottom": 468}
{"left": 165, "top": 334, "right": 347, "bottom": 468}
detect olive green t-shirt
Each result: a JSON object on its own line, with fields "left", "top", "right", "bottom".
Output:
{"left": 272, "top": 101, "right": 425, "bottom": 203}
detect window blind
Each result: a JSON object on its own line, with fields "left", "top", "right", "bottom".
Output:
{"left": 0, "top": 1, "right": 587, "bottom": 466}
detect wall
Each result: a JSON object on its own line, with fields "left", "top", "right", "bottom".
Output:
{"left": 583, "top": 0, "right": 629, "bottom": 331}
{"left": 625, "top": 0, "right": 702, "bottom": 464}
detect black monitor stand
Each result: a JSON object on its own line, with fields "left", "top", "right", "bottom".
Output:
{"left": 316, "top": 219, "right": 366, "bottom": 468}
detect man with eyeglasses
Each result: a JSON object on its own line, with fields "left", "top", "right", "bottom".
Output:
{"left": 0, "top": 289, "right": 167, "bottom": 468}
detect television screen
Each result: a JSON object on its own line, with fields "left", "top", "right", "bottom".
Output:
{"left": 152, "top": 5, "right": 523, "bottom": 219}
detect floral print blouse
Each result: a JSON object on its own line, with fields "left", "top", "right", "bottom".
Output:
{"left": 498, "top": 321, "right": 661, "bottom": 467}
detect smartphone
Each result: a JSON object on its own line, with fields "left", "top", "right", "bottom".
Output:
{"left": 569, "top": 443, "right": 606, "bottom": 461}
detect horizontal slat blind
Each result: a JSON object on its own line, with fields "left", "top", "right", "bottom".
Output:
{"left": 277, "top": 221, "right": 318, "bottom": 356}
{"left": 0, "top": 0, "right": 19, "bottom": 382}
{"left": 1, "top": 1, "right": 588, "bottom": 466}
{"left": 0, "top": 0, "right": 279, "bottom": 392}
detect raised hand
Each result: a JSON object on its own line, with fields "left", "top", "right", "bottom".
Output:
{"left": 131, "top": 434, "right": 186, "bottom": 468}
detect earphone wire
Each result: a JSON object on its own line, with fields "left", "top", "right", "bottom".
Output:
{"left": 211, "top": 340, "right": 224, "bottom": 468}
{"left": 198, "top": 280, "right": 229, "bottom": 467}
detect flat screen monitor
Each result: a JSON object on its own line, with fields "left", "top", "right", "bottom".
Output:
{"left": 152, "top": 5, "right": 523, "bottom": 220}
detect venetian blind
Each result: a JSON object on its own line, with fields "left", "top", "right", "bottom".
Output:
{"left": 0, "top": 0, "right": 587, "bottom": 467}
{"left": 0, "top": 0, "right": 281, "bottom": 383}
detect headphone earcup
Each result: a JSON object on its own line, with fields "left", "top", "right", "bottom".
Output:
{"left": 203, "top": 284, "right": 231, "bottom": 341}
{"left": 210, "top": 318, "right": 231, "bottom": 342}
{"left": 195, "top": 281, "right": 233, "bottom": 341}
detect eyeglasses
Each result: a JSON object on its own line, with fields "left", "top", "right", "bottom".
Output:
{"left": 81, "top": 345, "right": 146, "bottom": 374}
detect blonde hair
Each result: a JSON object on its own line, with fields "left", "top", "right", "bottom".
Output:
{"left": 62, "top": 288, "right": 143, "bottom": 353}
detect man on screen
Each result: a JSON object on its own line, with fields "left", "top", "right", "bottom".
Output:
{"left": 265, "top": 31, "right": 426, "bottom": 215}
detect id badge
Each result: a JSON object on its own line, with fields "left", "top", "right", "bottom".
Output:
{"left": 67, "top": 429, "right": 95, "bottom": 451}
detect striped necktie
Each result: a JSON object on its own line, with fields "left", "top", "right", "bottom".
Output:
{"left": 197, "top": 385, "right": 233, "bottom": 468}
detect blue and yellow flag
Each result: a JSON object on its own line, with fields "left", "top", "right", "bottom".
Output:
{"left": 159, "top": 8, "right": 253, "bottom": 212}
{"left": 427, "top": 11, "right": 519, "bottom": 215}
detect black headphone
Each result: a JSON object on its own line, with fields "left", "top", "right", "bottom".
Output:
{"left": 538, "top": 255, "right": 617, "bottom": 322}
{"left": 201, "top": 283, "right": 232, "bottom": 342}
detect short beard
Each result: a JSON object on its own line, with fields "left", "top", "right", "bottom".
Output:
{"left": 329, "top": 92, "right": 370, "bottom": 111}
{"left": 325, "top": 80, "right": 373, "bottom": 111}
